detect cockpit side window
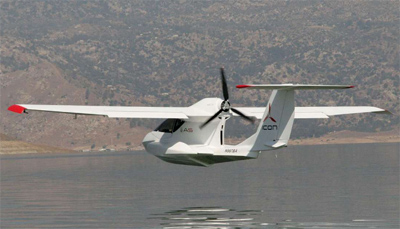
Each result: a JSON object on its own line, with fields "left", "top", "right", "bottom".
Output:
{"left": 155, "top": 119, "right": 185, "bottom": 133}
{"left": 173, "top": 119, "right": 185, "bottom": 132}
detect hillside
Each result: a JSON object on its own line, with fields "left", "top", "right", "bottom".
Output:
{"left": 0, "top": 1, "right": 398, "bottom": 150}
{"left": 0, "top": 133, "right": 74, "bottom": 154}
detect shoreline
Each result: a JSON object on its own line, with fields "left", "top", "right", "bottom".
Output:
{"left": 289, "top": 130, "right": 399, "bottom": 146}
{"left": 1, "top": 130, "right": 398, "bottom": 155}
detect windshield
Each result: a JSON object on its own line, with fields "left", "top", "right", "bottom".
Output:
{"left": 154, "top": 119, "right": 185, "bottom": 133}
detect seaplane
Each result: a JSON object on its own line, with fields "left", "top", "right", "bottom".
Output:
{"left": 8, "top": 68, "right": 390, "bottom": 166}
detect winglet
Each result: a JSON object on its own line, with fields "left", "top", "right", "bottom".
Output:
{"left": 8, "top": 104, "right": 26, "bottom": 114}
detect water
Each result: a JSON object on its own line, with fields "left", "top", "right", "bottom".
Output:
{"left": 1, "top": 143, "right": 399, "bottom": 228}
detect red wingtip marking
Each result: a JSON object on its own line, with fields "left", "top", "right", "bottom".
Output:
{"left": 348, "top": 85, "right": 355, "bottom": 88}
{"left": 236, "top": 85, "right": 251, "bottom": 88}
{"left": 8, "top": 104, "right": 26, "bottom": 114}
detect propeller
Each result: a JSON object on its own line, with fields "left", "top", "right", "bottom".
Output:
{"left": 200, "top": 68, "right": 255, "bottom": 128}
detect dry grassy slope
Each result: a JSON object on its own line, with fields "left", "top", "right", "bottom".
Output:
{"left": 0, "top": 62, "right": 151, "bottom": 150}
{"left": 290, "top": 129, "right": 400, "bottom": 146}
{"left": 0, "top": 133, "right": 74, "bottom": 154}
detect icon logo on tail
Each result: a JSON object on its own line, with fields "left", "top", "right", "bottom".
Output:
{"left": 263, "top": 104, "right": 277, "bottom": 123}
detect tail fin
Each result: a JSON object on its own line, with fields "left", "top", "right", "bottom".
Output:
{"left": 237, "top": 84, "right": 354, "bottom": 151}
{"left": 239, "top": 90, "right": 294, "bottom": 151}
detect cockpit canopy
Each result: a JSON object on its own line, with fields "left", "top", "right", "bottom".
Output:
{"left": 154, "top": 119, "right": 185, "bottom": 133}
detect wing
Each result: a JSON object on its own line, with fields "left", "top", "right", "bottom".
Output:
{"left": 8, "top": 104, "right": 390, "bottom": 120}
{"left": 294, "top": 106, "right": 391, "bottom": 119}
{"left": 7, "top": 104, "right": 211, "bottom": 119}
{"left": 234, "top": 106, "right": 390, "bottom": 119}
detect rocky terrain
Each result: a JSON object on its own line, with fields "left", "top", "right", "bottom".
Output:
{"left": 1, "top": 1, "right": 398, "bottom": 150}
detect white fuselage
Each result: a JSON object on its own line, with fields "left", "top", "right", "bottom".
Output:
{"left": 140, "top": 98, "right": 262, "bottom": 166}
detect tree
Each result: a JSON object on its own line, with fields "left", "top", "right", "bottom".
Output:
{"left": 85, "top": 88, "right": 90, "bottom": 100}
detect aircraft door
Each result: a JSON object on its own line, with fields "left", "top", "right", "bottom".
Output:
{"left": 154, "top": 119, "right": 185, "bottom": 143}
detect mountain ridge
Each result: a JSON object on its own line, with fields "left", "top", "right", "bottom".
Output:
{"left": 1, "top": 1, "right": 398, "bottom": 150}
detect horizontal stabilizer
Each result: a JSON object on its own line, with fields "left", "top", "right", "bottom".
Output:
{"left": 236, "top": 84, "right": 354, "bottom": 90}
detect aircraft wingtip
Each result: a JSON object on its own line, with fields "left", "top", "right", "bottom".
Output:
{"left": 383, "top": 109, "right": 393, "bottom": 115}
{"left": 8, "top": 104, "right": 26, "bottom": 114}
{"left": 236, "top": 84, "right": 252, "bottom": 89}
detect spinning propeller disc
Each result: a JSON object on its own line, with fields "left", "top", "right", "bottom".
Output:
{"left": 200, "top": 68, "right": 255, "bottom": 129}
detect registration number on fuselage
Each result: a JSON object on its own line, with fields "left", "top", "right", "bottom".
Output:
{"left": 225, "top": 149, "right": 238, "bottom": 153}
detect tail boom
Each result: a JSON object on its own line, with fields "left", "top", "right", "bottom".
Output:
{"left": 236, "top": 83, "right": 387, "bottom": 153}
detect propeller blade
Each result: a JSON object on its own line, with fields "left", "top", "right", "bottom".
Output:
{"left": 220, "top": 67, "right": 229, "bottom": 101}
{"left": 200, "top": 109, "right": 224, "bottom": 129}
{"left": 231, "top": 107, "right": 255, "bottom": 124}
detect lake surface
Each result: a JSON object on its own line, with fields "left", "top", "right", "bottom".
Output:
{"left": 1, "top": 143, "right": 399, "bottom": 228}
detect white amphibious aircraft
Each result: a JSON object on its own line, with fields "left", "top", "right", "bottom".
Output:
{"left": 9, "top": 68, "right": 389, "bottom": 166}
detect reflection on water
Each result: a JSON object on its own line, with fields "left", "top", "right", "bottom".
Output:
{"left": 149, "top": 206, "right": 398, "bottom": 228}
{"left": 1, "top": 143, "right": 399, "bottom": 228}
{"left": 149, "top": 207, "right": 266, "bottom": 227}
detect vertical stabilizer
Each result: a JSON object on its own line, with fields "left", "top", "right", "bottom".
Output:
{"left": 239, "top": 90, "right": 295, "bottom": 151}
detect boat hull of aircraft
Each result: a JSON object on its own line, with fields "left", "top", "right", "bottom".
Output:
{"left": 155, "top": 154, "right": 254, "bottom": 167}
